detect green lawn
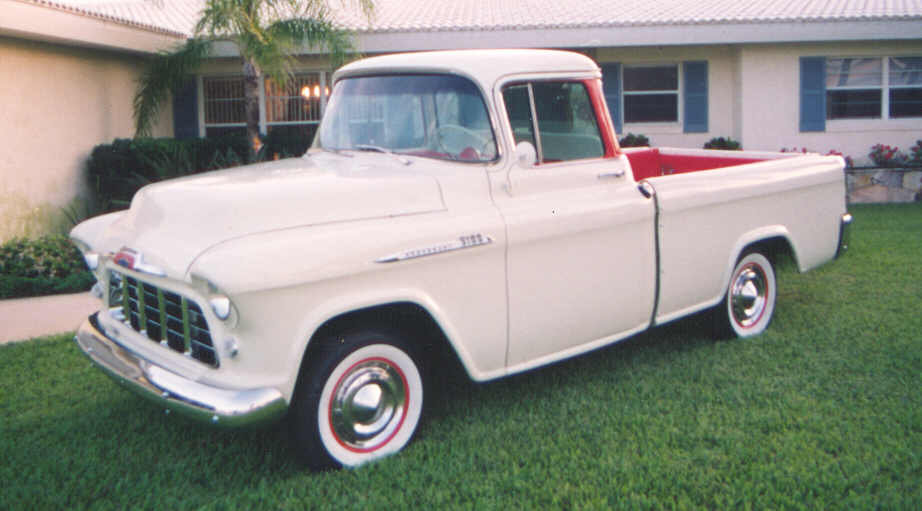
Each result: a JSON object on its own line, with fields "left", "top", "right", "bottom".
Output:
{"left": 2, "top": 203, "right": 920, "bottom": 510}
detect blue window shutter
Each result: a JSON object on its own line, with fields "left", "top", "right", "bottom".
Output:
{"left": 601, "top": 63, "right": 623, "bottom": 136}
{"left": 172, "top": 79, "right": 199, "bottom": 139}
{"left": 683, "top": 61, "right": 708, "bottom": 133}
{"left": 800, "top": 57, "right": 826, "bottom": 132}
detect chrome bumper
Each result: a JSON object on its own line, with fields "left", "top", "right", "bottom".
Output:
{"left": 75, "top": 312, "right": 287, "bottom": 428}
{"left": 835, "top": 212, "right": 853, "bottom": 259}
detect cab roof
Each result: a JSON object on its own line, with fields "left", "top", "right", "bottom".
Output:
{"left": 333, "top": 49, "right": 601, "bottom": 88}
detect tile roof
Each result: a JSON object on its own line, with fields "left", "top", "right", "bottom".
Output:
{"left": 20, "top": 0, "right": 922, "bottom": 39}
{"left": 334, "top": 0, "right": 922, "bottom": 33}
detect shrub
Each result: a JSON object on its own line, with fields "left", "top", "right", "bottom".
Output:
{"left": 84, "top": 131, "right": 315, "bottom": 214}
{"left": 703, "top": 137, "right": 741, "bottom": 150}
{"left": 0, "top": 236, "right": 94, "bottom": 299}
{"left": 868, "top": 144, "right": 908, "bottom": 167}
{"left": 618, "top": 133, "right": 650, "bottom": 147}
{"left": 86, "top": 136, "right": 252, "bottom": 212}
{"left": 263, "top": 126, "right": 316, "bottom": 159}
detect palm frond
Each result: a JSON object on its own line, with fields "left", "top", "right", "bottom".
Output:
{"left": 133, "top": 38, "right": 212, "bottom": 137}
{"left": 196, "top": 0, "right": 252, "bottom": 38}
{"left": 267, "top": 17, "right": 355, "bottom": 68}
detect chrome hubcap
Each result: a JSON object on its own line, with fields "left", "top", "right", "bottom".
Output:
{"left": 330, "top": 359, "right": 406, "bottom": 450}
{"left": 731, "top": 265, "right": 767, "bottom": 328}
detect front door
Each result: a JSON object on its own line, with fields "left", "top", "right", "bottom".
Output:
{"left": 493, "top": 79, "right": 657, "bottom": 370}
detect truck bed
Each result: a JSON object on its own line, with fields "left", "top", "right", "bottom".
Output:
{"left": 624, "top": 147, "right": 797, "bottom": 180}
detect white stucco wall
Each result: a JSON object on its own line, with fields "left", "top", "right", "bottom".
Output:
{"left": 738, "top": 41, "right": 922, "bottom": 163}
{"left": 0, "top": 36, "right": 171, "bottom": 241}
{"left": 596, "top": 45, "right": 739, "bottom": 148}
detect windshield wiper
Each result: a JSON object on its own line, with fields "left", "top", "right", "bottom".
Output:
{"left": 355, "top": 144, "right": 412, "bottom": 166}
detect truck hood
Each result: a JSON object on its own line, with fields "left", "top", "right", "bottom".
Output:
{"left": 95, "top": 155, "right": 446, "bottom": 277}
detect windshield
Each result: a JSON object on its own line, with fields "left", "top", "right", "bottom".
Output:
{"left": 315, "top": 74, "right": 497, "bottom": 163}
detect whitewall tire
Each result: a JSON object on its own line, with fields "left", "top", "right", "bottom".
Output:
{"left": 290, "top": 330, "right": 424, "bottom": 469}
{"left": 719, "top": 251, "right": 777, "bottom": 338}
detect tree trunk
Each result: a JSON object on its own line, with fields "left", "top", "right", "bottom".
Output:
{"left": 243, "top": 59, "right": 262, "bottom": 160}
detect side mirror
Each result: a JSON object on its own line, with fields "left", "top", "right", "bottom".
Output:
{"left": 515, "top": 141, "right": 537, "bottom": 167}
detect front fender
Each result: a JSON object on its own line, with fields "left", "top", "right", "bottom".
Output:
{"left": 187, "top": 211, "right": 508, "bottom": 402}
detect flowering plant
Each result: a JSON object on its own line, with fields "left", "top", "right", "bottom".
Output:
{"left": 909, "top": 140, "right": 922, "bottom": 167}
{"left": 869, "top": 144, "right": 908, "bottom": 167}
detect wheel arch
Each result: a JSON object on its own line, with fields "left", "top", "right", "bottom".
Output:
{"left": 721, "top": 227, "right": 799, "bottom": 293}
{"left": 288, "top": 300, "right": 474, "bottom": 401}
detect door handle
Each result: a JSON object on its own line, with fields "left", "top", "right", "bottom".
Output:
{"left": 597, "top": 169, "right": 625, "bottom": 180}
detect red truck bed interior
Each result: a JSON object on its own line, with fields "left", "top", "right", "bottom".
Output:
{"left": 626, "top": 148, "right": 765, "bottom": 181}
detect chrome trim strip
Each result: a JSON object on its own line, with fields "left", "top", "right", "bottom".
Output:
{"left": 75, "top": 313, "right": 287, "bottom": 428}
{"left": 375, "top": 234, "right": 494, "bottom": 263}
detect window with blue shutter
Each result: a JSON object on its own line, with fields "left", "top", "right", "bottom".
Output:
{"left": 683, "top": 61, "right": 708, "bottom": 133}
{"left": 601, "top": 63, "right": 623, "bottom": 136}
{"left": 800, "top": 57, "right": 826, "bottom": 132}
{"left": 172, "top": 79, "right": 199, "bottom": 139}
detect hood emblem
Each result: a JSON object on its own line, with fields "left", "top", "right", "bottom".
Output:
{"left": 113, "top": 248, "right": 138, "bottom": 269}
{"left": 112, "top": 247, "right": 166, "bottom": 277}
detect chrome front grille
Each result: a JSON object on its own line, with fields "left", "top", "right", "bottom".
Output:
{"left": 108, "top": 270, "right": 218, "bottom": 367}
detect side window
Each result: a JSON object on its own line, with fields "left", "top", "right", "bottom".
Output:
{"left": 532, "top": 82, "right": 604, "bottom": 161}
{"left": 503, "top": 81, "right": 604, "bottom": 163}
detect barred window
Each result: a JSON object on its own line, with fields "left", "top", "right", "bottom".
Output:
{"left": 265, "top": 73, "right": 326, "bottom": 148}
{"left": 202, "top": 77, "right": 246, "bottom": 137}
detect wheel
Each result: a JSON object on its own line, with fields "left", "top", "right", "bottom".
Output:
{"left": 716, "top": 251, "right": 776, "bottom": 338}
{"left": 289, "top": 329, "right": 424, "bottom": 469}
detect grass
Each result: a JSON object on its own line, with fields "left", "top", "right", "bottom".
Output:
{"left": 2, "top": 203, "right": 920, "bottom": 510}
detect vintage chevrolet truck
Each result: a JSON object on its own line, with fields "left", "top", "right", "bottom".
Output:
{"left": 72, "top": 49, "right": 851, "bottom": 469}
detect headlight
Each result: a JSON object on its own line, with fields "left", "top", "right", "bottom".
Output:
{"left": 190, "top": 274, "right": 237, "bottom": 324}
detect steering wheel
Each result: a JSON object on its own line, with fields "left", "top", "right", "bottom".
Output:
{"left": 436, "top": 124, "right": 491, "bottom": 158}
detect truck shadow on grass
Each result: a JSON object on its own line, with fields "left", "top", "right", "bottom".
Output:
{"left": 422, "top": 309, "right": 725, "bottom": 430}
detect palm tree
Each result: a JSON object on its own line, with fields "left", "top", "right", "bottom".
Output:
{"left": 133, "top": 0, "right": 372, "bottom": 157}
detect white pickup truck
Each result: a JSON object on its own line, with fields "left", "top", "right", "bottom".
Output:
{"left": 72, "top": 49, "right": 851, "bottom": 469}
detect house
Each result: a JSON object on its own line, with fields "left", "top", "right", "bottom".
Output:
{"left": 1, "top": 0, "right": 920, "bottom": 241}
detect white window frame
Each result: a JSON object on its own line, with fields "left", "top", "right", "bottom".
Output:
{"left": 887, "top": 56, "right": 922, "bottom": 119}
{"left": 826, "top": 56, "right": 922, "bottom": 122}
{"left": 622, "top": 63, "right": 682, "bottom": 128}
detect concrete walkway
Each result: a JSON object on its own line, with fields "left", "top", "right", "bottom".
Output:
{"left": 0, "top": 292, "right": 98, "bottom": 344}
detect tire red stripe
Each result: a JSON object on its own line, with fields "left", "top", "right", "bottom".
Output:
{"left": 328, "top": 356, "right": 410, "bottom": 454}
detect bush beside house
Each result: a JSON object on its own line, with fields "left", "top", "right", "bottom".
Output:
{"left": 0, "top": 236, "right": 94, "bottom": 299}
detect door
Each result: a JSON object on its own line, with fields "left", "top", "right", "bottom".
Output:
{"left": 493, "top": 79, "right": 657, "bottom": 369}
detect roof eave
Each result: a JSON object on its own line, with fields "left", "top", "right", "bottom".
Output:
{"left": 345, "top": 19, "right": 922, "bottom": 53}
{"left": 0, "top": 0, "right": 184, "bottom": 54}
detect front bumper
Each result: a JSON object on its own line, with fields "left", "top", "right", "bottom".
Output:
{"left": 75, "top": 312, "right": 287, "bottom": 428}
{"left": 835, "top": 212, "right": 853, "bottom": 259}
